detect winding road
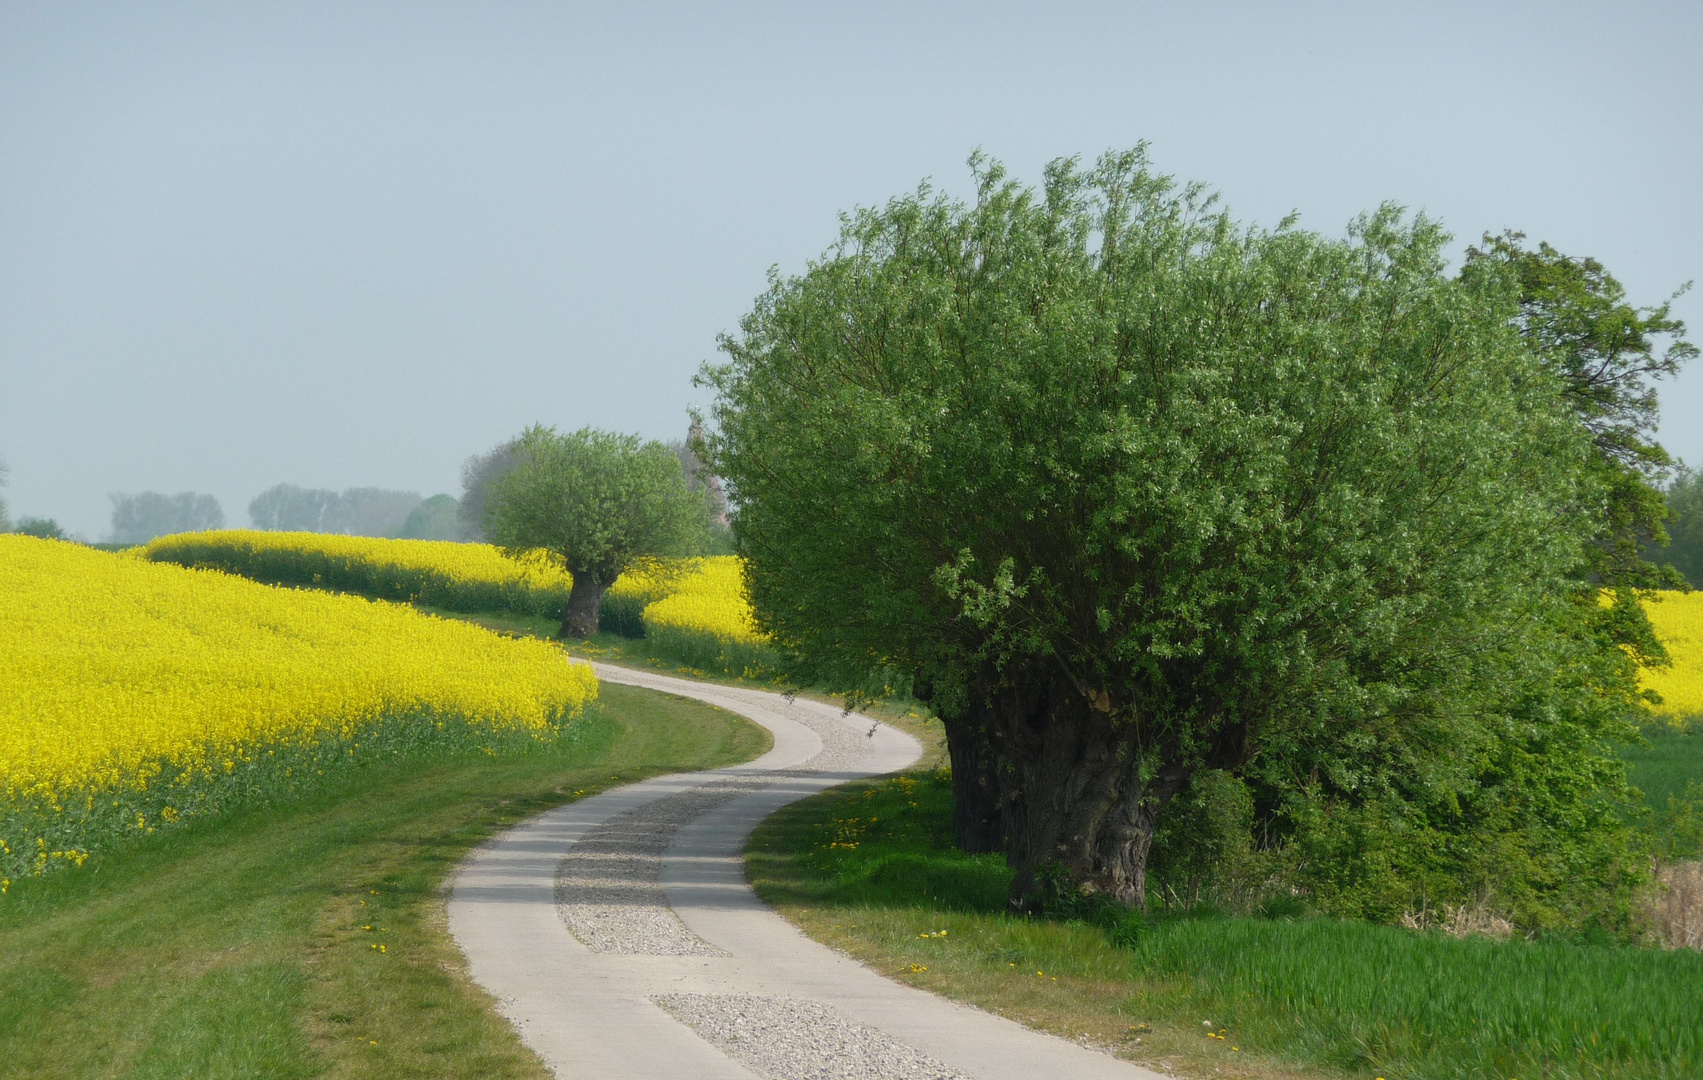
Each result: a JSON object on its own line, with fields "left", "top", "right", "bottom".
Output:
{"left": 448, "top": 662, "right": 1161, "bottom": 1080}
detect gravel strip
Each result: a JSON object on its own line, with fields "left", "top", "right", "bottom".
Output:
{"left": 555, "top": 700, "right": 874, "bottom": 956}
{"left": 556, "top": 778, "right": 762, "bottom": 955}
{"left": 653, "top": 994, "right": 972, "bottom": 1080}
{"left": 776, "top": 697, "right": 872, "bottom": 774}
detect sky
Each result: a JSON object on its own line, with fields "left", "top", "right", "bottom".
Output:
{"left": 1, "top": 1, "right": 1699, "bottom": 539}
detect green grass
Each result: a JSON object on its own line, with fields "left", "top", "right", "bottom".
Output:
{"left": 1623, "top": 726, "right": 1703, "bottom": 858}
{"left": 1625, "top": 725, "right": 1703, "bottom": 809}
{"left": 0, "top": 682, "right": 770, "bottom": 1080}
{"left": 748, "top": 771, "right": 1703, "bottom": 1080}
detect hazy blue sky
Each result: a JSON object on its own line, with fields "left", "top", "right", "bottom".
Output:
{"left": 2, "top": 1, "right": 1698, "bottom": 538}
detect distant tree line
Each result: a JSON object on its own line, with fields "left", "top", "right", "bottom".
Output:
{"left": 249, "top": 485, "right": 420, "bottom": 537}
{"left": 244, "top": 485, "right": 459, "bottom": 540}
{"left": 2, "top": 425, "right": 731, "bottom": 550}
{"left": 110, "top": 492, "right": 225, "bottom": 544}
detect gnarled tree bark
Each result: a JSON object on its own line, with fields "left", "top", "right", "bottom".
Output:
{"left": 979, "top": 667, "right": 1205, "bottom": 912}
{"left": 558, "top": 577, "right": 606, "bottom": 639}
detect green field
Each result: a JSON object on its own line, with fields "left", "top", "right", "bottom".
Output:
{"left": 1624, "top": 726, "right": 1703, "bottom": 859}
{"left": 0, "top": 683, "right": 769, "bottom": 1080}
{"left": 748, "top": 771, "right": 1703, "bottom": 1080}
{"left": 1625, "top": 725, "right": 1703, "bottom": 809}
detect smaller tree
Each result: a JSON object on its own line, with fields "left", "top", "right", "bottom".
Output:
{"left": 459, "top": 440, "right": 522, "bottom": 541}
{"left": 249, "top": 483, "right": 338, "bottom": 532}
{"left": 0, "top": 458, "right": 10, "bottom": 532}
{"left": 398, "top": 494, "right": 462, "bottom": 540}
{"left": 487, "top": 425, "right": 709, "bottom": 638}
{"left": 1462, "top": 232, "right": 1695, "bottom": 587}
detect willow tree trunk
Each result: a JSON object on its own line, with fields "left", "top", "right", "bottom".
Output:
{"left": 558, "top": 578, "right": 606, "bottom": 639}
{"left": 941, "top": 701, "right": 1005, "bottom": 854}
{"left": 987, "top": 670, "right": 1192, "bottom": 912}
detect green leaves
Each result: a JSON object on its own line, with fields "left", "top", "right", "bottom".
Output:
{"left": 1461, "top": 231, "right": 1696, "bottom": 590}
{"left": 707, "top": 150, "right": 1592, "bottom": 742}
{"left": 486, "top": 425, "right": 710, "bottom": 586}
{"left": 706, "top": 148, "right": 1659, "bottom": 924}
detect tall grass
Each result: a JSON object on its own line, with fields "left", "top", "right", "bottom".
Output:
{"left": 1128, "top": 915, "right": 1700, "bottom": 1078}
{"left": 1624, "top": 726, "right": 1703, "bottom": 814}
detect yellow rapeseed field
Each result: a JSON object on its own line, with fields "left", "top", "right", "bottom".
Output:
{"left": 1641, "top": 590, "right": 1703, "bottom": 723}
{"left": 143, "top": 530, "right": 576, "bottom": 616}
{"left": 600, "top": 560, "right": 682, "bottom": 636}
{"left": 0, "top": 535, "right": 597, "bottom": 889}
{"left": 146, "top": 530, "right": 774, "bottom": 675}
{"left": 639, "top": 556, "right": 776, "bottom": 676}
{"left": 641, "top": 556, "right": 765, "bottom": 643}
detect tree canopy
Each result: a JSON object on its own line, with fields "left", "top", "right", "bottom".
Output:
{"left": 486, "top": 425, "right": 710, "bottom": 637}
{"left": 15, "top": 516, "right": 65, "bottom": 540}
{"left": 702, "top": 149, "right": 1647, "bottom": 922}
{"left": 1461, "top": 232, "right": 1695, "bottom": 589}
{"left": 397, "top": 494, "right": 462, "bottom": 540}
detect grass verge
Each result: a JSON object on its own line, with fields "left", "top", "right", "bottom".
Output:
{"left": 747, "top": 771, "right": 1703, "bottom": 1080}
{"left": 0, "top": 682, "right": 770, "bottom": 1079}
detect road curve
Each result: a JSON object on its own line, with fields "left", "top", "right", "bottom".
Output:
{"left": 448, "top": 662, "right": 1162, "bottom": 1080}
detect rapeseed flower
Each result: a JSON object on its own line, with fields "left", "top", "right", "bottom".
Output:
{"left": 0, "top": 536, "right": 597, "bottom": 887}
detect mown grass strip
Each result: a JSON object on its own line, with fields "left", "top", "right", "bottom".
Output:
{"left": 748, "top": 771, "right": 1703, "bottom": 1080}
{"left": 0, "top": 683, "right": 770, "bottom": 1080}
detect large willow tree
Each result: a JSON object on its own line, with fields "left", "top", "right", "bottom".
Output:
{"left": 702, "top": 149, "right": 1620, "bottom": 912}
